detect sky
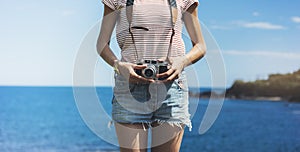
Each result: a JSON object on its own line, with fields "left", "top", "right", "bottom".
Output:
{"left": 0, "top": 0, "right": 299, "bottom": 87}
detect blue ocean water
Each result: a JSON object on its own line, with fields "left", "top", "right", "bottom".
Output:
{"left": 0, "top": 86, "right": 299, "bottom": 152}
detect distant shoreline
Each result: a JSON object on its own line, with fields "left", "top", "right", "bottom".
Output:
{"left": 190, "top": 69, "right": 300, "bottom": 102}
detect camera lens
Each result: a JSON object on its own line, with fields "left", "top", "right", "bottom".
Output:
{"left": 144, "top": 69, "right": 154, "bottom": 78}
{"left": 142, "top": 65, "right": 156, "bottom": 78}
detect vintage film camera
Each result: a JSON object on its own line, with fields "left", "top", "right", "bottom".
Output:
{"left": 135, "top": 60, "right": 169, "bottom": 80}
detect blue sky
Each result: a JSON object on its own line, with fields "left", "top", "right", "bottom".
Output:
{"left": 0, "top": 0, "right": 299, "bottom": 87}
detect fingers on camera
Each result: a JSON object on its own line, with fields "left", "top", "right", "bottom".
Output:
{"left": 133, "top": 64, "right": 147, "bottom": 69}
{"left": 157, "top": 68, "right": 175, "bottom": 78}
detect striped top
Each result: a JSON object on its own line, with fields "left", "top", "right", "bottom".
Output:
{"left": 102, "top": 0, "right": 199, "bottom": 63}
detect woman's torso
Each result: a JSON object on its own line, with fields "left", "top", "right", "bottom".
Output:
{"left": 113, "top": 0, "right": 189, "bottom": 63}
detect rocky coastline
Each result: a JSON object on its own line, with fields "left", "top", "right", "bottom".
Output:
{"left": 191, "top": 69, "right": 300, "bottom": 102}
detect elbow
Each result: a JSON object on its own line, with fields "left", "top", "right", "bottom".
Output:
{"left": 202, "top": 45, "right": 207, "bottom": 57}
{"left": 196, "top": 43, "right": 206, "bottom": 57}
{"left": 96, "top": 40, "right": 102, "bottom": 55}
{"left": 96, "top": 41, "right": 106, "bottom": 57}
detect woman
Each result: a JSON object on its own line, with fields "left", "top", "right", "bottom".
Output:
{"left": 97, "top": 0, "right": 206, "bottom": 151}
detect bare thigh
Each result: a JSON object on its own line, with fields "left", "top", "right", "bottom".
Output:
{"left": 151, "top": 123, "right": 185, "bottom": 152}
{"left": 115, "top": 123, "right": 149, "bottom": 152}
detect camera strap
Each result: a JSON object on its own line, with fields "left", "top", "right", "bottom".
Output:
{"left": 126, "top": 0, "right": 178, "bottom": 62}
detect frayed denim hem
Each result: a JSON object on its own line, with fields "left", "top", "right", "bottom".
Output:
{"left": 108, "top": 120, "right": 192, "bottom": 132}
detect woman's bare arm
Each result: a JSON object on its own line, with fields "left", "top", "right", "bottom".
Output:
{"left": 183, "top": 3, "right": 207, "bottom": 65}
{"left": 96, "top": 5, "right": 118, "bottom": 67}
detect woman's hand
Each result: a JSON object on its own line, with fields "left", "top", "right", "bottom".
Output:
{"left": 117, "top": 61, "right": 154, "bottom": 84}
{"left": 156, "top": 56, "right": 190, "bottom": 82}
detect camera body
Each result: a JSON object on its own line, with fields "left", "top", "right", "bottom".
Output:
{"left": 135, "top": 60, "right": 169, "bottom": 80}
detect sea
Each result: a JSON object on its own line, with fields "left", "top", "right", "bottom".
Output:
{"left": 0, "top": 86, "right": 299, "bottom": 152}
